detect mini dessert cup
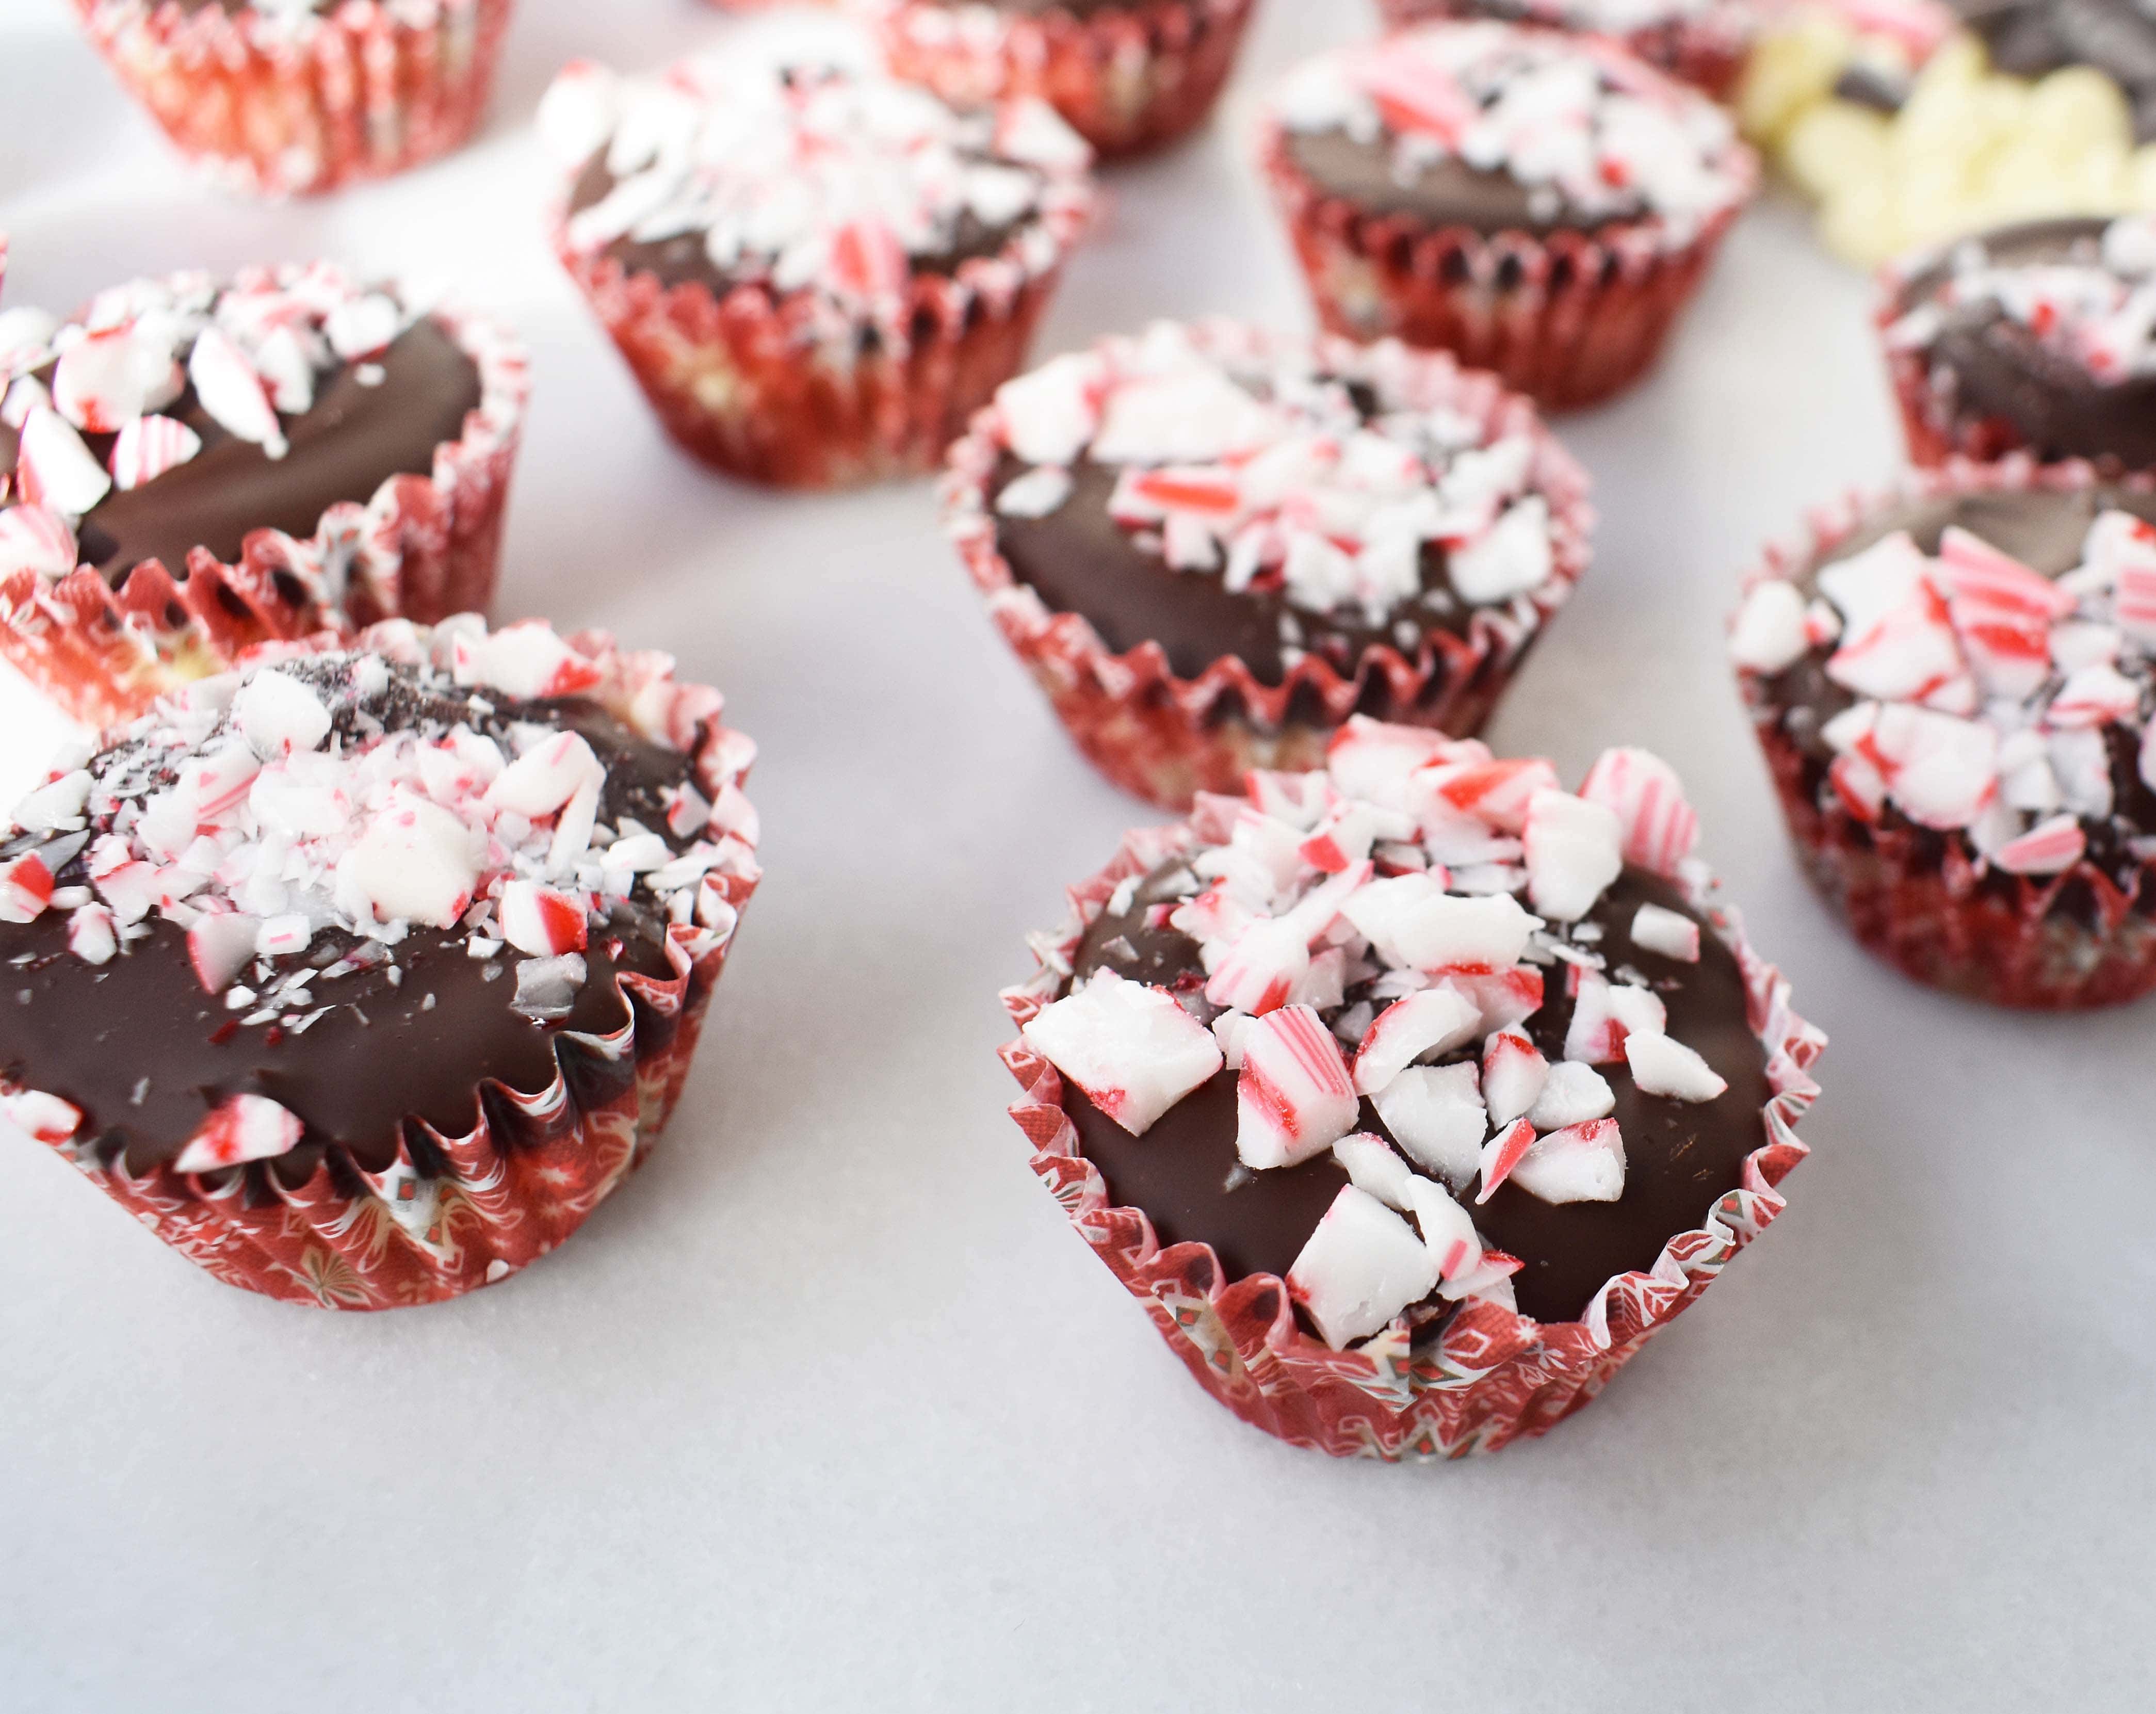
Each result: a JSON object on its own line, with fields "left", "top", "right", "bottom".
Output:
{"left": 1000, "top": 721, "right": 1823, "bottom": 1458}
{"left": 1878, "top": 215, "right": 2156, "bottom": 473}
{"left": 1374, "top": 0, "right": 1758, "bottom": 101}
{"left": 945, "top": 320, "right": 1593, "bottom": 810}
{"left": 0, "top": 616, "right": 760, "bottom": 1308}
{"left": 541, "top": 57, "right": 1097, "bottom": 490}
{"left": 71, "top": 0, "right": 516, "bottom": 198}
{"left": 1260, "top": 23, "right": 1757, "bottom": 411}
{"left": 0, "top": 262, "right": 527, "bottom": 733}
{"left": 1731, "top": 456, "right": 2156, "bottom": 1008}
{"left": 860, "top": 0, "right": 1259, "bottom": 159}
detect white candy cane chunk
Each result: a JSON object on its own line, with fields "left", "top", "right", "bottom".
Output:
{"left": 995, "top": 466, "right": 1073, "bottom": 519}
{"left": 1345, "top": 878, "right": 1537, "bottom": 972}
{"left": 325, "top": 294, "right": 400, "bottom": 361}
{"left": 995, "top": 353, "right": 1100, "bottom": 466}
{"left": 1629, "top": 902, "right": 1700, "bottom": 961}
{"left": 1729, "top": 579, "right": 1809, "bottom": 673}
{"left": 172, "top": 1093, "right": 304, "bottom": 1175}
{"left": 1400, "top": 1175, "right": 1482, "bottom": 1281}
{"left": 188, "top": 326, "right": 287, "bottom": 457}
{"left": 1203, "top": 916, "right": 1310, "bottom": 1015}
{"left": 487, "top": 731, "right": 605, "bottom": 817}
{"left": 1526, "top": 1058, "right": 1615, "bottom": 1129}
{"left": 453, "top": 620, "right": 603, "bottom": 701}
{"left": 1351, "top": 985, "right": 1481, "bottom": 1093}
{"left": 13, "top": 769, "right": 90, "bottom": 833}
{"left": 232, "top": 669, "right": 332, "bottom": 758}
{"left": 67, "top": 903, "right": 118, "bottom": 964}
{"left": 1480, "top": 1027, "right": 1548, "bottom": 1127}
{"left": 1562, "top": 969, "right": 1623, "bottom": 1063}
{"left": 1287, "top": 1185, "right": 1440, "bottom": 1349}
{"left": 186, "top": 911, "right": 260, "bottom": 994}
{"left": 1421, "top": 754, "right": 1557, "bottom": 831}
{"left": 108, "top": 414, "right": 204, "bottom": 491}
{"left": 0, "top": 505, "right": 78, "bottom": 578}
{"left": 1021, "top": 968, "right": 1222, "bottom": 1136}
{"left": 538, "top": 59, "right": 623, "bottom": 164}
{"left": 1624, "top": 1031, "right": 1728, "bottom": 1103}
{"left": 255, "top": 914, "right": 312, "bottom": 958}
{"left": 1868, "top": 704, "right": 1998, "bottom": 829}
{"left": 1324, "top": 717, "right": 1452, "bottom": 807}
{"left": 17, "top": 407, "right": 112, "bottom": 516}
{"left": 0, "top": 853, "right": 55, "bottom": 921}
{"left": 1369, "top": 1061, "right": 1485, "bottom": 1187}
{"left": 499, "top": 879, "right": 590, "bottom": 957}
{"left": 51, "top": 324, "right": 181, "bottom": 433}
{"left": 1237, "top": 1003, "right": 1359, "bottom": 1170}
{"left": 1, "top": 1088, "right": 83, "bottom": 1145}
{"left": 2047, "top": 664, "right": 2140, "bottom": 730}
{"left": 1523, "top": 788, "right": 1622, "bottom": 921}
{"left": 1474, "top": 1117, "right": 1536, "bottom": 1203}
{"left": 1577, "top": 748, "right": 1697, "bottom": 874}
{"left": 1448, "top": 495, "right": 1552, "bottom": 602}
{"left": 1990, "top": 813, "right": 2086, "bottom": 876}
{"left": 1507, "top": 1118, "right": 1626, "bottom": 1204}
{"left": 1333, "top": 1132, "right": 1416, "bottom": 1209}
{"left": 1444, "top": 966, "right": 1545, "bottom": 1034}
{"left": 345, "top": 798, "right": 481, "bottom": 927}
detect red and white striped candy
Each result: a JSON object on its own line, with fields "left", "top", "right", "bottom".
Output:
{"left": 1273, "top": 858, "right": 1374, "bottom": 946}
{"left": 1362, "top": 51, "right": 1477, "bottom": 144}
{"left": 1507, "top": 1118, "right": 1626, "bottom": 1205}
{"left": 232, "top": 668, "right": 332, "bottom": 758}
{"left": 1325, "top": 716, "right": 1455, "bottom": 806}
{"left": 0, "top": 504, "right": 78, "bottom": 579}
{"left": 1829, "top": 752, "right": 1886, "bottom": 823}
{"left": 346, "top": 798, "right": 480, "bottom": 927}
{"left": 15, "top": 407, "right": 112, "bottom": 516}
{"left": 1481, "top": 1027, "right": 1548, "bottom": 1126}
{"left": 1562, "top": 969, "right": 1626, "bottom": 1063}
{"left": 177, "top": 747, "right": 262, "bottom": 824}
{"left": 251, "top": 325, "right": 318, "bottom": 414}
{"left": 1442, "top": 965, "right": 1544, "bottom": 1032}
{"left": 1864, "top": 704, "right": 1998, "bottom": 829}
{"left": 1369, "top": 1061, "right": 1485, "bottom": 1186}
{"left": 186, "top": 911, "right": 260, "bottom": 994}
{"left": 499, "top": 879, "right": 590, "bottom": 957}
{"left": 1728, "top": 579, "right": 1809, "bottom": 674}
{"left": 1423, "top": 755, "right": 1559, "bottom": 832}
{"left": 1629, "top": 902, "right": 1700, "bottom": 962}
{"left": 1351, "top": 985, "right": 1481, "bottom": 1094}
{"left": 829, "top": 219, "right": 910, "bottom": 309}
{"left": 1990, "top": 812, "right": 2086, "bottom": 875}
{"left": 1022, "top": 968, "right": 1223, "bottom": 1136}
{"left": 1474, "top": 1116, "right": 1537, "bottom": 1203}
{"left": 1577, "top": 747, "right": 1696, "bottom": 875}
{"left": 994, "top": 95, "right": 1093, "bottom": 173}
{"left": 1124, "top": 465, "right": 1240, "bottom": 519}
{"left": 51, "top": 323, "right": 181, "bottom": 433}
{"left": 453, "top": 621, "right": 605, "bottom": 701}
{"left": 172, "top": 1093, "right": 304, "bottom": 1175}
{"left": 1401, "top": 1175, "right": 1482, "bottom": 1281}
{"left": 1343, "top": 878, "right": 1535, "bottom": 973}
{"left": 1827, "top": 579, "right": 1969, "bottom": 704}
{"left": 0, "top": 853, "right": 54, "bottom": 922}
{"left": 67, "top": 904, "right": 118, "bottom": 965}
{"left": 2046, "top": 663, "right": 2140, "bottom": 730}
{"left": 1333, "top": 1131, "right": 1416, "bottom": 1209}
{"left": 1939, "top": 526, "right": 2072, "bottom": 617}
{"left": 1287, "top": 1184, "right": 1440, "bottom": 1350}
{"left": 1523, "top": 787, "right": 1622, "bottom": 921}
{"left": 487, "top": 731, "right": 605, "bottom": 817}
{"left": 1237, "top": 1002, "right": 1359, "bottom": 1170}
{"left": 1203, "top": 916, "right": 1308, "bottom": 1015}
{"left": 109, "top": 414, "right": 203, "bottom": 491}
{"left": 1525, "top": 1059, "right": 1614, "bottom": 1129}
{"left": 995, "top": 353, "right": 1100, "bottom": 467}
{"left": 188, "top": 326, "right": 287, "bottom": 456}
{"left": 1623, "top": 1031, "right": 1728, "bottom": 1102}
{"left": 1, "top": 1088, "right": 83, "bottom": 1145}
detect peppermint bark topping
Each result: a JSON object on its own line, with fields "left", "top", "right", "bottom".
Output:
{"left": 988, "top": 322, "right": 1565, "bottom": 630}
{"left": 1272, "top": 22, "right": 1748, "bottom": 240}
{"left": 1022, "top": 719, "right": 1732, "bottom": 1350}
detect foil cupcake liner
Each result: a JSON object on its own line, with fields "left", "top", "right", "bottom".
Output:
{"left": 861, "top": 0, "right": 1258, "bottom": 159}
{"left": 71, "top": 0, "right": 515, "bottom": 198}
{"left": 999, "top": 806, "right": 1824, "bottom": 1460}
{"left": 1734, "top": 454, "right": 2156, "bottom": 1008}
{"left": 941, "top": 324, "right": 1595, "bottom": 811}
{"left": 0, "top": 621, "right": 761, "bottom": 1309}
{"left": 1258, "top": 114, "right": 1757, "bottom": 413}
{"left": 0, "top": 300, "right": 529, "bottom": 734}
{"left": 1371, "top": 0, "right": 1755, "bottom": 101}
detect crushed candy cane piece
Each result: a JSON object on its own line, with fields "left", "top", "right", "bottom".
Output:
{"left": 1629, "top": 902, "right": 1700, "bottom": 961}
{"left": 172, "top": 1093, "right": 303, "bottom": 1175}
{"left": 1237, "top": 1002, "right": 1359, "bottom": 1169}
{"left": 1022, "top": 968, "right": 1223, "bottom": 1136}
{"left": 1287, "top": 1184, "right": 1441, "bottom": 1349}
{"left": 1369, "top": 1061, "right": 1486, "bottom": 1187}
{"left": 1507, "top": 1118, "right": 1626, "bottom": 1204}
{"left": 1624, "top": 1031, "right": 1728, "bottom": 1103}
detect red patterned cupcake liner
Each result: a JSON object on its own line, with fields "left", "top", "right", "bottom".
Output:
{"left": 1372, "top": 1, "right": 1755, "bottom": 101}
{"left": 999, "top": 812, "right": 1824, "bottom": 1459}
{"left": 0, "top": 301, "right": 528, "bottom": 734}
{"left": 0, "top": 622, "right": 761, "bottom": 1309}
{"left": 71, "top": 0, "right": 515, "bottom": 198}
{"left": 1734, "top": 455, "right": 2156, "bottom": 1008}
{"left": 941, "top": 326, "right": 1594, "bottom": 811}
{"left": 1258, "top": 115, "right": 1757, "bottom": 413}
{"left": 861, "top": 0, "right": 1258, "bottom": 159}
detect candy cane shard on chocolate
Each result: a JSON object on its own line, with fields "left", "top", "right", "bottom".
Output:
{"left": 999, "top": 718, "right": 1824, "bottom": 1456}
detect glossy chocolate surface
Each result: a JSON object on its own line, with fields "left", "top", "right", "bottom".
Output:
{"left": 1059, "top": 862, "right": 1773, "bottom": 1325}
{"left": 1283, "top": 125, "right": 1646, "bottom": 238}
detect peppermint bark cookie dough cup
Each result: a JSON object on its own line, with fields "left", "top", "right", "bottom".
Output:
{"left": 71, "top": 0, "right": 516, "bottom": 198}
{"left": 1878, "top": 216, "right": 2156, "bottom": 472}
{"left": 540, "top": 56, "right": 1097, "bottom": 491}
{"left": 999, "top": 718, "right": 1824, "bottom": 1458}
{"left": 858, "top": 0, "right": 1260, "bottom": 159}
{"left": 0, "top": 262, "right": 528, "bottom": 734}
{"left": 0, "top": 616, "right": 760, "bottom": 1308}
{"left": 1731, "top": 458, "right": 2156, "bottom": 1007}
{"left": 944, "top": 321, "right": 1594, "bottom": 811}
{"left": 1375, "top": 0, "right": 1759, "bottom": 102}
{"left": 1259, "top": 23, "right": 1758, "bottom": 412}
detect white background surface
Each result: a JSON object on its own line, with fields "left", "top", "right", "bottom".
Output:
{"left": 2, "top": 3, "right": 2154, "bottom": 1709}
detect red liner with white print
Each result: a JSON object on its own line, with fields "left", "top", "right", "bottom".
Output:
{"left": 0, "top": 618, "right": 760, "bottom": 1309}
{"left": 71, "top": 0, "right": 515, "bottom": 198}
{"left": 1731, "top": 456, "right": 2156, "bottom": 1008}
{"left": 1257, "top": 28, "right": 1757, "bottom": 413}
{"left": 1372, "top": 0, "right": 1757, "bottom": 102}
{"left": 0, "top": 269, "right": 527, "bottom": 734}
{"left": 998, "top": 730, "right": 1823, "bottom": 1459}
{"left": 860, "top": 0, "right": 1258, "bottom": 159}
{"left": 542, "top": 58, "right": 1097, "bottom": 490}
{"left": 942, "top": 321, "right": 1594, "bottom": 811}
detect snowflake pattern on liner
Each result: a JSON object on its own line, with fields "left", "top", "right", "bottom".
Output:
{"left": 1018, "top": 718, "right": 1736, "bottom": 1352}
{"left": 1887, "top": 217, "right": 2156, "bottom": 385}
{"left": 1271, "top": 21, "right": 1748, "bottom": 242}
{"left": 538, "top": 55, "right": 1094, "bottom": 346}
{"left": 1731, "top": 506, "right": 2156, "bottom": 875}
{"left": 989, "top": 321, "right": 1564, "bottom": 641}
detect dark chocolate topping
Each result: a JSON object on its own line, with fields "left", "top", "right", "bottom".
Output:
{"left": 1061, "top": 862, "right": 1772, "bottom": 1326}
{"left": 1956, "top": 0, "right": 2156, "bottom": 141}
{"left": 1283, "top": 126, "right": 1640, "bottom": 238}
{"left": 1895, "top": 218, "right": 2156, "bottom": 467}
